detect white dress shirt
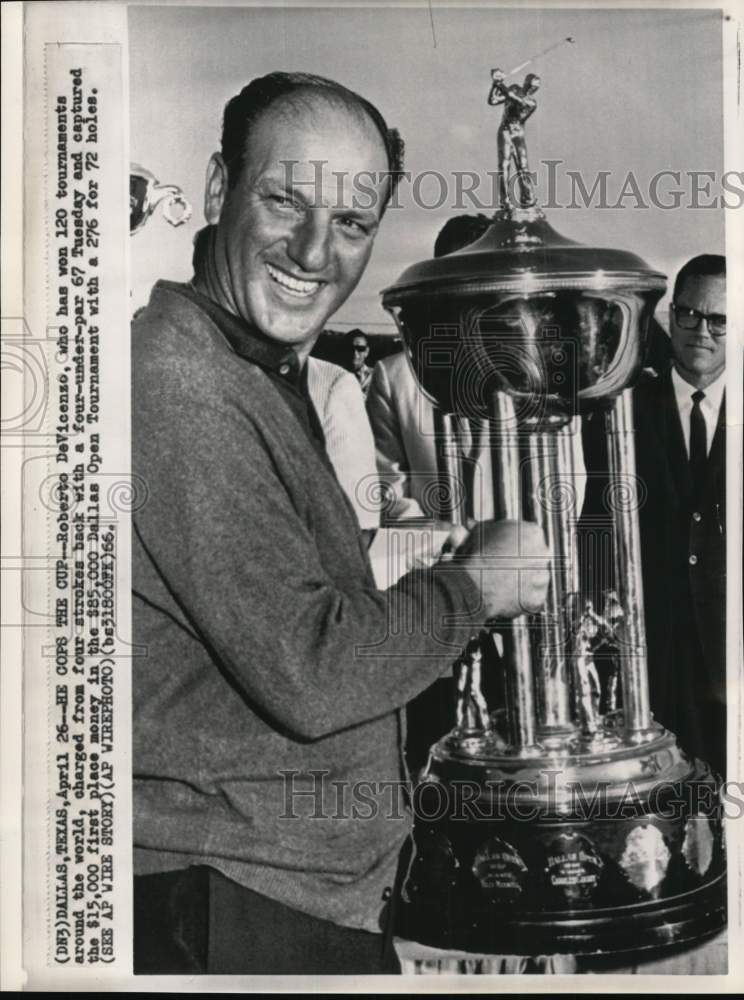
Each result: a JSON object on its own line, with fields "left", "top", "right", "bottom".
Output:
{"left": 670, "top": 366, "right": 725, "bottom": 457}
{"left": 306, "top": 357, "right": 381, "bottom": 529}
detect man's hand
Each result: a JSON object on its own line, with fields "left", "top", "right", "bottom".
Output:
{"left": 456, "top": 520, "right": 550, "bottom": 619}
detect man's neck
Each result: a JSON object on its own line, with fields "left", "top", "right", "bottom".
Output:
{"left": 292, "top": 339, "right": 316, "bottom": 366}
{"left": 672, "top": 361, "right": 724, "bottom": 392}
{"left": 192, "top": 227, "right": 239, "bottom": 320}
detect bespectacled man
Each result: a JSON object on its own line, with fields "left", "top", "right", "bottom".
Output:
{"left": 647, "top": 255, "right": 727, "bottom": 775}
{"left": 582, "top": 254, "right": 726, "bottom": 778}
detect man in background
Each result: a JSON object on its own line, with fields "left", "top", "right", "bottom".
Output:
{"left": 366, "top": 214, "right": 492, "bottom": 522}
{"left": 583, "top": 254, "right": 726, "bottom": 775}
{"left": 345, "top": 327, "right": 373, "bottom": 395}
{"left": 306, "top": 352, "right": 380, "bottom": 530}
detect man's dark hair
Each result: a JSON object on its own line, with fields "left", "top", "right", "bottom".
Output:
{"left": 220, "top": 71, "right": 405, "bottom": 211}
{"left": 345, "top": 328, "right": 368, "bottom": 347}
{"left": 433, "top": 213, "right": 492, "bottom": 258}
{"left": 673, "top": 254, "right": 726, "bottom": 301}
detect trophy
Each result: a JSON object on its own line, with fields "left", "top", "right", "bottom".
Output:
{"left": 381, "top": 74, "right": 725, "bottom": 959}
{"left": 130, "top": 163, "right": 192, "bottom": 234}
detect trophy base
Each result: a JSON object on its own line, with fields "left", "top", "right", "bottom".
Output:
{"left": 399, "top": 729, "right": 726, "bottom": 958}
{"left": 398, "top": 872, "right": 725, "bottom": 958}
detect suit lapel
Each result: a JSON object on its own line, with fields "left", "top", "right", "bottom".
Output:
{"left": 657, "top": 369, "right": 725, "bottom": 508}
{"left": 707, "top": 395, "right": 725, "bottom": 472}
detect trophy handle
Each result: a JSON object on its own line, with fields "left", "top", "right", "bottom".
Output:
{"left": 150, "top": 185, "right": 192, "bottom": 228}
{"left": 130, "top": 164, "right": 192, "bottom": 234}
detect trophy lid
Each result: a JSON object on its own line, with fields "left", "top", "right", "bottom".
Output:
{"left": 381, "top": 71, "right": 668, "bottom": 414}
{"left": 382, "top": 208, "right": 666, "bottom": 305}
{"left": 383, "top": 66, "right": 664, "bottom": 302}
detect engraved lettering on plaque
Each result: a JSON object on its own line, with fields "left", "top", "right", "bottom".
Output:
{"left": 544, "top": 832, "right": 604, "bottom": 903}
{"left": 472, "top": 837, "right": 528, "bottom": 900}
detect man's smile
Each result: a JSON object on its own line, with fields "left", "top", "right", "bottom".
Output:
{"left": 266, "top": 262, "right": 325, "bottom": 298}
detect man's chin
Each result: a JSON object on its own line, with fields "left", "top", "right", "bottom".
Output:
{"left": 259, "top": 318, "right": 323, "bottom": 351}
{"left": 675, "top": 357, "right": 723, "bottom": 386}
{"left": 253, "top": 303, "right": 327, "bottom": 346}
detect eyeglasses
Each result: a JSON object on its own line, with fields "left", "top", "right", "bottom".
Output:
{"left": 671, "top": 303, "right": 726, "bottom": 337}
{"left": 352, "top": 344, "right": 369, "bottom": 353}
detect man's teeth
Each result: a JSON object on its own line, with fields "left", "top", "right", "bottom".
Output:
{"left": 266, "top": 263, "right": 321, "bottom": 296}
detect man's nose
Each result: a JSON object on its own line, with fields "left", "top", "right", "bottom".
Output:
{"left": 694, "top": 332, "right": 713, "bottom": 343}
{"left": 286, "top": 211, "right": 330, "bottom": 274}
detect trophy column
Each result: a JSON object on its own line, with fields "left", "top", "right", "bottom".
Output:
{"left": 489, "top": 390, "right": 538, "bottom": 753}
{"left": 606, "top": 389, "right": 652, "bottom": 738}
{"left": 524, "top": 423, "right": 578, "bottom": 744}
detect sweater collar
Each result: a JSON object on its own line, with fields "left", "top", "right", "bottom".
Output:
{"left": 154, "top": 279, "right": 303, "bottom": 385}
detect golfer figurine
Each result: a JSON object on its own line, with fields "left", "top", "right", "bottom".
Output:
{"left": 488, "top": 68, "right": 540, "bottom": 209}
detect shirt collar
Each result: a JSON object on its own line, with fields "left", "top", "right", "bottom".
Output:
{"left": 155, "top": 280, "right": 303, "bottom": 384}
{"left": 671, "top": 364, "right": 725, "bottom": 416}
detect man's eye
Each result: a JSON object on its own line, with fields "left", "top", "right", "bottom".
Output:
{"left": 268, "top": 194, "right": 303, "bottom": 213}
{"left": 337, "top": 216, "right": 369, "bottom": 237}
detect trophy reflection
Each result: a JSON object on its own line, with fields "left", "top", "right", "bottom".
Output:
{"left": 130, "top": 163, "right": 191, "bottom": 234}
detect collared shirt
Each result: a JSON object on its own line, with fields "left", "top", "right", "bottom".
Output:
{"left": 354, "top": 363, "right": 373, "bottom": 397}
{"left": 179, "top": 280, "right": 328, "bottom": 455}
{"left": 671, "top": 365, "right": 725, "bottom": 456}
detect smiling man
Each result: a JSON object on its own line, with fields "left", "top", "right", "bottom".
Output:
{"left": 131, "top": 72, "right": 550, "bottom": 975}
{"left": 197, "top": 84, "right": 390, "bottom": 351}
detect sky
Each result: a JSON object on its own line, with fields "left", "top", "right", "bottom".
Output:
{"left": 129, "top": 4, "right": 726, "bottom": 331}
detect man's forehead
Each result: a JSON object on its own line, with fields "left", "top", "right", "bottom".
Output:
{"left": 244, "top": 97, "right": 389, "bottom": 209}
{"left": 677, "top": 274, "right": 726, "bottom": 305}
{"left": 249, "top": 92, "right": 383, "bottom": 161}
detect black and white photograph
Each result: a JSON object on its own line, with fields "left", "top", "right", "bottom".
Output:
{"left": 2, "top": 0, "right": 743, "bottom": 990}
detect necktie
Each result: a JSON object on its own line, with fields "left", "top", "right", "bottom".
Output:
{"left": 689, "top": 389, "right": 707, "bottom": 491}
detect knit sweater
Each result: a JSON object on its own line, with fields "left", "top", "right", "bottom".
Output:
{"left": 132, "top": 282, "right": 482, "bottom": 932}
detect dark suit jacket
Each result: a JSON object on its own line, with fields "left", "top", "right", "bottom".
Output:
{"left": 581, "top": 367, "right": 726, "bottom": 773}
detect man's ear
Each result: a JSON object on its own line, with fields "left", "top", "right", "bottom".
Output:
{"left": 204, "top": 153, "right": 229, "bottom": 225}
